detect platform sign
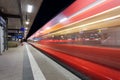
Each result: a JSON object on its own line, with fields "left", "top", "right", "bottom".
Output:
{"left": 20, "top": 27, "right": 25, "bottom": 32}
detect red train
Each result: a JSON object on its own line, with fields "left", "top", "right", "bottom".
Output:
{"left": 29, "top": 0, "right": 120, "bottom": 80}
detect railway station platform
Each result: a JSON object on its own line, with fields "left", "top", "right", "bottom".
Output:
{"left": 0, "top": 0, "right": 120, "bottom": 80}
{"left": 0, "top": 43, "right": 81, "bottom": 80}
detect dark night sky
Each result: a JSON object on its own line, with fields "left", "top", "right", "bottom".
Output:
{"left": 27, "top": 0, "right": 75, "bottom": 39}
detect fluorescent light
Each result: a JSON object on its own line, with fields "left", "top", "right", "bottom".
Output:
{"left": 59, "top": 18, "right": 68, "bottom": 23}
{"left": 25, "top": 21, "right": 29, "bottom": 25}
{"left": 27, "top": 5, "right": 33, "bottom": 13}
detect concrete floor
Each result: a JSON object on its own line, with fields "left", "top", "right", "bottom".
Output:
{"left": 0, "top": 43, "right": 81, "bottom": 80}
{"left": 0, "top": 46, "right": 24, "bottom": 80}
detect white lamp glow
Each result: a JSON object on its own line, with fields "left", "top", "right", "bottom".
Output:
{"left": 25, "top": 21, "right": 29, "bottom": 25}
{"left": 27, "top": 5, "right": 33, "bottom": 13}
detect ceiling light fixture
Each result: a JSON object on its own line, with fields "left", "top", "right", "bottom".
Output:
{"left": 27, "top": 5, "right": 33, "bottom": 13}
{"left": 25, "top": 21, "right": 29, "bottom": 25}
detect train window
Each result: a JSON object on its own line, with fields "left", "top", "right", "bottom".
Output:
{"left": 40, "top": 26, "right": 120, "bottom": 48}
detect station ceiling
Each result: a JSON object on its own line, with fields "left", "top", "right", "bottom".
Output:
{"left": 0, "top": 0, "right": 75, "bottom": 39}
{"left": 0, "top": 0, "right": 42, "bottom": 37}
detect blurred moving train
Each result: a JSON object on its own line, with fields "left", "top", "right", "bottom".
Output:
{"left": 29, "top": 0, "right": 120, "bottom": 80}
{"left": 40, "top": 6, "right": 120, "bottom": 47}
